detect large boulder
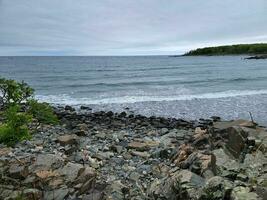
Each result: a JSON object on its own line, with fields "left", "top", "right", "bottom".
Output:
{"left": 225, "top": 126, "right": 248, "bottom": 159}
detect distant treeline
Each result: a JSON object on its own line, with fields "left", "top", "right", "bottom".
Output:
{"left": 184, "top": 43, "right": 267, "bottom": 56}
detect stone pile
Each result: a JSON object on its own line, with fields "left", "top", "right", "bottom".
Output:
{"left": 0, "top": 106, "right": 266, "bottom": 200}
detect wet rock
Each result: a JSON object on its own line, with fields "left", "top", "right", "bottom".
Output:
{"left": 57, "top": 134, "right": 78, "bottom": 146}
{"left": 65, "top": 105, "right": 75, "bottom": 112}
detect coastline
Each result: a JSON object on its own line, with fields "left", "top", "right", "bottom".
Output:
{"left": 0, "top": 105, "right": 266, "bottom": 199}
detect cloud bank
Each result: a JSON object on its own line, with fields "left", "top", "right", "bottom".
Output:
{"left": 0, "top": 0, "right": 266, "bottom": 55}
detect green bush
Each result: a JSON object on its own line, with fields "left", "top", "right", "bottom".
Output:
{"left": 0, "top": 105, "right": 32, "bottom": 146}
{"left": 0, "top": 78, "right": 34, "bottom": 107}
{"left": 0, "top": 77, "right": 59, "bottom": 146}
{"left": 28, "top": 100, "right": 58, "bottom": 125}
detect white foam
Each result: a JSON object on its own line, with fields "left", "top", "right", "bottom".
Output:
{"left": 35, "top": 89, "right": 267, "bottom": 105}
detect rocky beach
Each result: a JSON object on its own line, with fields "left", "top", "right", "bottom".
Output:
{"left": 0, "top": 105, "right": 266, "bottom": 200}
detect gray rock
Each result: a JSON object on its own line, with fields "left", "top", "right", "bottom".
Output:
{"left": 200, "top": 176, "right": 233, "bottom": 200}
{"left": 59, "top": 162, "right": 85, "bottom": 183}
{"left": 43, "top": 186, "right": 69, "bottom": 200}
{"left": 57, "top": 134, "right": 78, "bottom": 146}
{"left": 225, "top": 126, "right": 248, "bottom": 159}
{"left": 32, "top": 154, "right": 65, "bottom": 171}
{"left": 230, "top": 186, "right": 260, "bottom": 200}
{"left": 8, "top": 164, "right": 29, "bottom": 179}
{"left": 149, "top": 170, "right": 205, "bottom": 200}
{"left": 23, "top": 188, "right": 42, "bottom": 200}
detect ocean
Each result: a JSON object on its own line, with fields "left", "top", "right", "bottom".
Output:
{"left": 1, "top": 56, "right": 267, "bottom": 125}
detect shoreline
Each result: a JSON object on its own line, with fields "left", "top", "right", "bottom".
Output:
{"left": 0, "top": 105, "right": 266, "bottom": 199}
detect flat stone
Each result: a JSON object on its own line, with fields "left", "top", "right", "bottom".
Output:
{"left": 127, "top": 141, "right": 159, "bottom": 151}
{"left": 33, "top": 154, "right": 65, "bottom": 171}
{"left": 57, "top": 134, "right": 78, "bottom": 146}
{"left": 59, "top": 162, "right": 85, "bottom": 182}
{"left": 130, "top": 150, "right": 151, "bottom": 158}
{"left": 214, "top": 120, "right": 254, "bottom": 131}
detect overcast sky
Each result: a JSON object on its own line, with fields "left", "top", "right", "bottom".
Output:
{"left": 0, "top": 0, "right": 266, "bottom": 56}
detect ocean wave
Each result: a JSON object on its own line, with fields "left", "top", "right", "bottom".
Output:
{"left": 35, "top": 89, "right": 267, "bottom": 105}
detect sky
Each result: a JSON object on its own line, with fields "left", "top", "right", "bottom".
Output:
{"left": 0, "top": 0, "right": 267, "bottom": 56}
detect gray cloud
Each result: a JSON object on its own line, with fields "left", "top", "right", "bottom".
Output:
{"left": 0, "top": 0, "right": 266, "bottom": 55}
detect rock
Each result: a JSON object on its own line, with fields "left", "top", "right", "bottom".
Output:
{"left": 75, "top": 166, "right": 96, "bottom": 185}
{"left": 59, "top": 162, "right": 85, "bottom": 183}
{"left": 129, "top": 171, "right": 141, "bottom": 181}
{"left": 105, "top": 180, "right": 128, "bottom": 200}
{"left": 43, "top": 186, "right": 69, "bottom": 200}
{"left": 33, "top": 154, "right": 65, "bottom": 171}
{"left": 57, "top": 134, "right": 78, "bottom": 146}
{"left": 242, "top": 151, "right": 267, "bottom": 180}
{"left": 0, "top": 147, "right": 12, "bottom": 156}
{"left": 80, "top": 105, "right": 91, "bottom": 110}
{"left": 130, "top": 150, "right": 151, "bottom": 158}
{"left": 65, "top": 105, "right": 75, "bottom": 111}
{"left": 230, "top": 186, "right": 260, "bottom": 200}
{"left": 178, "top": 152, "right": 216, "bottom": 176}
{"left": 172, "top": 144, "right": 194, "bottom": 165}
{"left": 82, "top": 190, "right": 104, "bottom": 200}
{"left": 149, "top": 170, "right": 205, "bottom": 200}
{"left": 127, "top": 141, "right": 159, "bottom": 151}
{"left": 200, "top": 176, "right": 233, "bottom": 200}
{"left": 212, "top": 148, "right": 240, "bottom": 177}
{"left": 78, "top": 177, "right": 96, "bottom": 195}
{"left": 225, "top": 126, "right": 248, "bottom": 158}
{"left": 255, "top": 186, "right": 267, "bottom": 200}
{"left": 214, "top": 120, "right": 255, "bottom": 131}
{"left": 8, "top": 164, "right": 29, "bottom": 179}
{"left": 23, "top": 188, "right": 42, "bottom": 200}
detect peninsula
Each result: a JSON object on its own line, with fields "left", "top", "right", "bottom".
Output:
{"left": 184, "top": 43, "right": 267, "bottom": 56}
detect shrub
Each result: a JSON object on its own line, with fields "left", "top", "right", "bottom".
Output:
{"left": 28, "top": 100, "right": 58, "bottom": 125}
{"left": 0, "top": 77, "right": 59, "bottom": 146}
{"left": 0, "top": 78, "right": 34, "bottom": 107}
{"left": 0, "top": 105, "right": 32, "bottom": 146}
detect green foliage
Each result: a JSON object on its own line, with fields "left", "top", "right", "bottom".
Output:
{"left": 0, "top": 77, "right": 59, "bottom": 146}
{"left": 0, "top": 105, "right": 32, "bottom": 146}
{"left": 184, "top": 43, "right": 267, "bottom": 56}
{"left": 28, "top": 100, "right": 58, "bottom": 125}
{"left": 0, "top": 78, "right": 34, "bottom": 107}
